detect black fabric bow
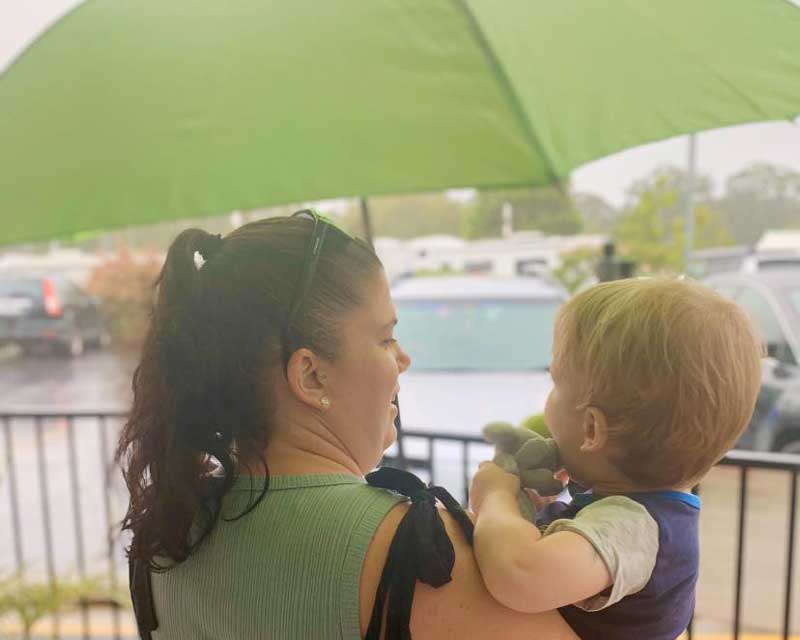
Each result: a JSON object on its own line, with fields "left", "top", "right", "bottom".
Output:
{"left": 365, "top": 466, "right": 474, "bottom": 640}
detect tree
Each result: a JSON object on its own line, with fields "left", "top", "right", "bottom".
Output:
{"left": 716, "top": 163, "right": 800, "bottom": 244}
{"left": 339, "top": 193, "right": 465, "bottom": 240}
{"left": 614, "top": 169, "right": 732, "bottom": 274}
{"left": 85, "top": 249, "right": 162, "bottom": 347}
{"left": 551, "top": 246, "right": 600, "bottom": 294}
{"left": 463, "top": 185, "right": 583, "bottom": 239}
{"left": 614, "top": 178, "right": 683, "bottom": 273}
{"left": 626, "top": 165, "right": 714, "bottom": 206}
{"left": 692, "top": 203, "right": 736, "bottom": 249}
{"left": 572, "top": 192, "right": 619, "bottom": 233}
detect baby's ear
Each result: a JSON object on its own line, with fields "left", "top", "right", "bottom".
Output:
{"left": 580, "top": 406, "right": 609, "bottom": 453}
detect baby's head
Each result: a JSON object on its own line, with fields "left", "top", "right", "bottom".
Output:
{"left": 547, "top": 277, "right": 762, "bottom": 490}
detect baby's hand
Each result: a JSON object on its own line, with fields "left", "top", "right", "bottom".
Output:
{"left": 469, "top": 461, "right": 521, "bottom": 515}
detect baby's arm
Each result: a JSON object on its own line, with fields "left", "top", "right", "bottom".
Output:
{"left": 471, "top": 464, "right": 612, "bottom": 613}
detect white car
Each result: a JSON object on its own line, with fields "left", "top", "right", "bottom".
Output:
{"left": 392, "top": 275, "right": 566, "bottom": 437}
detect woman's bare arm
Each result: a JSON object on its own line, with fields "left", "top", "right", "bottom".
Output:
{"left": 359, "top": 503, "right": 579, "bottom": 640}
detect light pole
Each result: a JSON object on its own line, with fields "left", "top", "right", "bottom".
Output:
{"left": 359, "top": 196, "right": 374, "bottom": 248}
{"left": 683, "top": 134, "right": 698, "bottom": 273}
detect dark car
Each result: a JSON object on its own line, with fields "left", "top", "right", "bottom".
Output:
{"left": 0, "top": 275, "right": 109, "bottom": 357}
{"left": 705, "top": 269, "right": 800, "bottom": 454}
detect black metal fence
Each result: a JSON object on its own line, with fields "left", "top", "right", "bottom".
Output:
{"left": 1, "top": 410, "right": 130, "bottom": 639}
{"left": 716, "top": 450, "right": 799, "bottom": 640}
{"left": 1, "top": 411, "right": 798, "bottom": 639}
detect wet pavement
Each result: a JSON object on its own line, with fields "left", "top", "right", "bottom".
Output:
{"left": 0, "top": 347, "right": 134, "bottom": 411}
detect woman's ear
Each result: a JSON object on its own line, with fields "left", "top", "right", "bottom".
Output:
{"left": 579, "top": 406, "right": 609, "bottom": 453}
{"left": 285, "top": 348, "right": 329, "bottom": 410}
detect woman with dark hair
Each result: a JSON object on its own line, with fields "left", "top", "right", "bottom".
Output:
{"left": 117, "top": 212, "right": 577, "bottom": 639}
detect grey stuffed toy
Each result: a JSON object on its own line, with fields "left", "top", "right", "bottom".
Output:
{"left": 482, "top": 421, "right": 563, "bottom": 522}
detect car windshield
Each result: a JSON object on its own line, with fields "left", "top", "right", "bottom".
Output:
{"left": 395, "top": 298, "right": 559, "bottom": 371}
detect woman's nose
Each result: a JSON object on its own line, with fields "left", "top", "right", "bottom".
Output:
{"left": 397, "top": 344, "right": 411, "bottom": 373}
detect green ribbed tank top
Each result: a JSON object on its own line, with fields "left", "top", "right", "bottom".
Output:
{"left": 151, "top": 474, "right": 405, "bottom": 639}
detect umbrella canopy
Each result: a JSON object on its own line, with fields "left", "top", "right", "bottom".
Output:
{"left": 1, "top": 0, "right": 799, "bottom": 245}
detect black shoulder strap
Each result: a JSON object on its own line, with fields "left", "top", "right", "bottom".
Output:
{"left": 365, "top": 467, "right": 474, "bottom": 640}
{"left": 129, "top": 557, "right": 158, "bottom": 639}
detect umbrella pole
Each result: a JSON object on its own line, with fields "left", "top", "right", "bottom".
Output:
{"left": 361, "top": 194, "right": 408, "bottom": 470}
{"left": 359, "top": 196, "right": 375, "bottom": 248}
{"left": 683, "top": 133, "right": 697, "bottom": 272}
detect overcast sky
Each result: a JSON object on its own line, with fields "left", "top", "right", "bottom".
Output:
{"left": 3, "top": 0, "right": 799, "bottom": 208}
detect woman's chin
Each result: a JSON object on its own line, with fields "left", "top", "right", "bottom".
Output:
{"left": 382, "top": 423, "right": 398, "bottom": 451}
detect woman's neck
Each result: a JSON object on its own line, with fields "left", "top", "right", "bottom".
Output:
{"left": 256, "top": 416, "right": 365, "bottom": 478}
{"left": 263, "top": 439, "right": 362, "bottom": 477}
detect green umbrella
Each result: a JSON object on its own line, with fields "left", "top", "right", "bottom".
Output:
{"left": 1, "top": 0, "right": 799, "bottom": 245}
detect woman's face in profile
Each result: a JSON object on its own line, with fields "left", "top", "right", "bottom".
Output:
{"left": 323, "top": 269, "right": 411, "bottom": 471}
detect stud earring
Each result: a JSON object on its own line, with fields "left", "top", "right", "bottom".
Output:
{"left": 320, "top": 397, "right": 331, "bottom": 410}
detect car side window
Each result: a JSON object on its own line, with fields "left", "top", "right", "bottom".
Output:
{"left": 736, "top": 287, "right": 796, "bottom": 365}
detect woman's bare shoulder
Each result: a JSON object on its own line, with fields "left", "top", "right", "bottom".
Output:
{"left": 359, "top": 502, "right": 578, "bottom": 640}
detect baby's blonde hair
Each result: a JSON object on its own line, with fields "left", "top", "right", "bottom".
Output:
{"left": 552, "top": 278, "right": 763, "bottom": 488}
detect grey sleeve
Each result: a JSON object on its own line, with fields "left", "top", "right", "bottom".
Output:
{"left": 543, "top": 496, "right": 659, "bottom": 611}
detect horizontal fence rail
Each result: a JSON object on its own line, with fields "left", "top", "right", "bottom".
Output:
{"left": 1, "top": 411, "right": 798, "bottom": 639}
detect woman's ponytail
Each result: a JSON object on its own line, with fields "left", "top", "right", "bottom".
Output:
{"left": 156, "top": 230, "right": 228, "bottom": 449}
{"left": 120, "top": 228, "right": 236, "bottom": 567}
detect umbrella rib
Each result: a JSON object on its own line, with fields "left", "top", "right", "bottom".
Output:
{"left": 450, "top": 0, "right": 564, "bottom": 188}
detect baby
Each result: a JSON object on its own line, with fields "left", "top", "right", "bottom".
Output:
{"left": 470, "top": 278, "right": 763, "bottom": 640}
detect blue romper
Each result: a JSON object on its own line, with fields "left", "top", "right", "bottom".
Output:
{"left": 539, "top": 490, "right": 701, "bottom": 640}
